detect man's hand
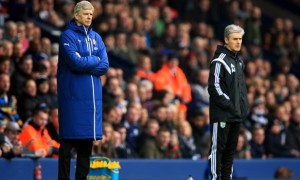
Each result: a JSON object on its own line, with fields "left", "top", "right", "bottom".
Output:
{"left": 12, "top": 141, "right": 23, "bottom": 155}
{"left": 35, "top": 148, "right": 47, "bottom": 158}
{"left": 1, "top": 143, "right": 11, "bottom": 153}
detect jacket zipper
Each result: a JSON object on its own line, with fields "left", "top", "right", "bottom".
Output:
{"left": 85, "top": 27, "right": 97, "bottom": 141}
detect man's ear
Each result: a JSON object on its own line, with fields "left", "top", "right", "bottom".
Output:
{"left": 224, "top": 37, "right": 229, "bottom": 45}
{"left": 74, "top": 13, "right": 78, "bottom": 21}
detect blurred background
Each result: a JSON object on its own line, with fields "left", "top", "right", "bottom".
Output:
{"left": 0, "top": 0, "right": 299, "bottom": 179}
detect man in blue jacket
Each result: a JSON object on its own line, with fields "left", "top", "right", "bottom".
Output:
{"left": 57, "top": 1, "right": 109, "bottom": 179}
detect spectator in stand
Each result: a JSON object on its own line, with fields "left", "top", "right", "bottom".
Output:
{"left": 19, "top": 103, "right": 59, "bottom": 158}
{"left": 2, "top": 41, "right": 13, "bottom": 59}
{"left": 162, "top": 23, "right": 177, "bottom": 50}
{"left": 93, "top": 122, "right": 117, "bottom": 158}
{"left": 151, "top": 103, "right": 173, "bottom": 130}
{"left": 139, "top": 127, "right": 172, "bottom": 159}
{"left": 235, "top": 131, "right": 252, "bottom": 159}
{"left": 36, "top": 76, "right": 52, "bottom": 108}
{"left": 190, "top": 68, "right": 210, "bottom": 114}
{"left": 166, "top": 104, "right": 180, "bottom": 127}
{"left": 103, "top": 34, "right": 115, "bottom": 52}
{"left": 40, "top": 37, "right": 52, "bottom": 57}
{"left": 38, "top": 0, "right": 65, "bottom": 28}
{"left": 0, "top": 56, "right": 11, "bottom": 75}
{"left": 244, "top": 6, "right": 262, "bottom": 46}
{"left": 189, "top": 110, "right": 210, "bottom": 159}
{"left": 48, "top": 77, "right": 58, "bottom": 109}
{"left": 139, "top": 107, "right": 150, "bottom": 127}
{"left": 0, "top": 73, "right": 21, "bottom": 124}
{"left": 1, "top": 121, "right": 23, "bottom": 158}
{"left": 46, "top": 107, "right": 59, "bottom": 142}
{"left": 3, "top": 21, "right": 18, "bottom": 43}
{"left": 114, "top": 32, "right": 130, "bottom": 61}
{"left": 136, "top": 119, "right": 160, "bottom": 152}
{"left": 114, "top": 87, "right": 128, "bottom": 114}
{"left": 38, "top": 55, "right": 51, "bottom": 76}
{"left": 265, "top": 91, "right": 277, "bottom": 116}
{"left": 286, "top": 107, "right": 300, "bottom": 152}
{"left": 0, "top": 120, "right": 5, "bottom": 133}
{"left": 274, "top": 167, "right": 294, "bottom": 180}
{"left": 125, "top": 82, "right": 140, "bottom": 104}
{"left": 139, "top": 79, "right": 154, "bottom": 110}
{"left": 266, "top": 118, "right": 300, "bottom": 158}
{"left": 103, "top": 76, "right": 121, "bottom": 106}
{"left": 49, "top": 55, "right": 58, "bottom": 77}
{"left": 288, "top": 93, "right": 300, "bottom": 111}
{"left": 168, "top": 129, "right": 182, "bottom": 159}
{"left": 189, "top": 0, "right": 219, "bottom": 26}
{"left": 250, "top": 126, "right": 267, "bottom": 159}
{"left": 0, "top": 120, "right": 5, "bottom": 157}
{"left": 123, "top": 105, "right": 141, "bottom": 152}
{"left": 136, "top": 54, "right": 156, "bottom": 83}
{"left": 25, "top": 20, "right": 36, "bottom": 41}
{"left": 245, "top": 98, "right": 269, "bottom": 131}
{"left": 10, "top": 55, "right": 33, "bottom": 99}
{"left": 25, "top": 39, "right": 47, "bottom": 65}
{"left": 177, "top": 120, "right": 199, "bottom": 159}
{"left": 287, "top": 74, "right": 299, "bottom": 94}
{"left": 115, "top": 68, "right": 126, "bottom": 89}
{"left": 17, "top": 79, "right": 39, "bottom": 122}
{"left": 113, "top": 130, "right": 123, "bottom": 157}
{"left": 154, "top": 52, "right": 191, "bottom": 119}
{"left": 11, "top": 41, "right": 25, "bottom": 73}
{"left": 127, "top": 32, "right": 142, "bottom": 64}
{"left": 244, "top": 62, "right": 256, "bottom": 84}
{"left": 115, "top": 124, "right": 137, "bottom": 158}
{"left": 16, "top": 21, "right": 29, "bottom": 54}
{"left": 103, "top": 105, "right": 122, "bottom": 129}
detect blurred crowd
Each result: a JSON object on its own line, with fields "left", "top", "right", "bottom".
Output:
{"left": 0, "top": 0, "right": 299, "bottom": 160}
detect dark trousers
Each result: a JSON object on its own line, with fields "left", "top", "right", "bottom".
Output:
{"left": 58, "top": 139, "right": 93, "bottom": 180}
{"left": 208, "top": 121, "right": 240, "bottom": 180}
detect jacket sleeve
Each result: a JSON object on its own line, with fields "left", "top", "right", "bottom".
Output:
{"left": 59, "top": 32, "right": 101, "bottom": 73}
{"left": 88, "top": 35, "right": 109, "bottom": 76}
{"left": 42, "top": 129, "right": 60, "bottom": 149}
{"left": 19, "top": 126, "right": 49, "bottom": 154}
{"left": 208, "top": 61, "right": 235, "bottom": 112}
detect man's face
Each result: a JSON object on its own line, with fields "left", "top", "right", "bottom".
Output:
{"left": 147, "top": 122, "right": 159, "bottom": 137}
{"left": 21, "top": 58, "right": 33, "bottom": 75}
{"left": 0, "top": 74, "right": 10, "bottom": 93}
{"left": 6, "top": 130, "right": 19, "bottom": 143}
{"left": 33, "top": 111, "right": 49, "bottom": 128}
{"left": 254, "top": 129, "right": 265, "bottom": 144}
{"left": 157, "top": 131, "right": 170, "bottom": 147}
{"left": 225, "top": 32, "right": 243, "bottom": 53}
{"left": 75, "top": 9, "right": 94, "bottom": 28}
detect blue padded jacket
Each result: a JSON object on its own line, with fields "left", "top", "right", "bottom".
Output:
{"left": 57, "top": 19, "right": 109, "bottom": 140}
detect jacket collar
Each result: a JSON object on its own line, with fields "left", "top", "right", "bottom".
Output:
{"left": 67, "top": 18, "right": 92, "bottom": 35}
{"left": 216, "top": 45, "right": 240, "bottom": 59}
{"left": 29, "top": 119, "right": 41, "bottom": 131}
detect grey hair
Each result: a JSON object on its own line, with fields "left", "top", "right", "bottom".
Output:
{"left": 224, "top": 24, "right": 245, "bottom": 39}
{"left": 74, "top": 1, "right": 94, "bottom": 15}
